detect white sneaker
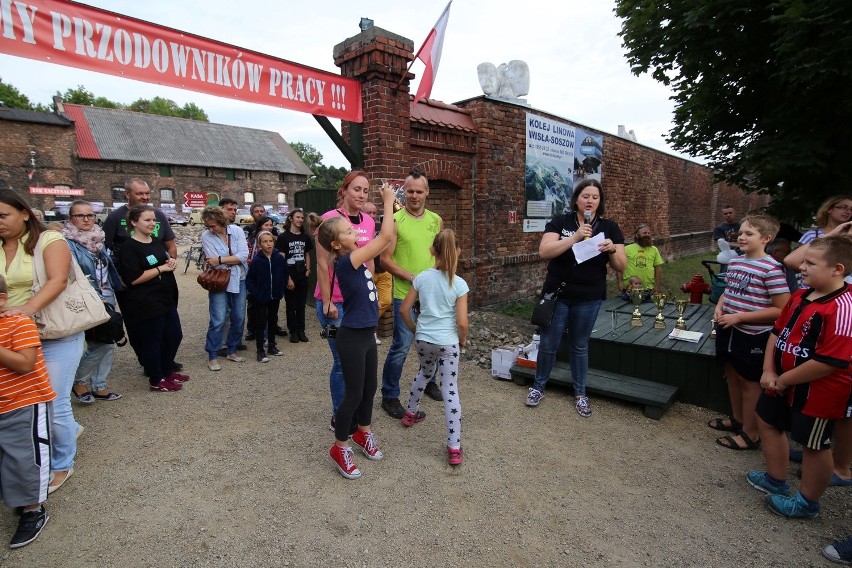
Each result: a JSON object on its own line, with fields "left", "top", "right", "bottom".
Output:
{"left": 525, "top": 388, "right": 544, "bottom": 407}
{"left": 374, "top": 333, "right": 381, "bottom": 345}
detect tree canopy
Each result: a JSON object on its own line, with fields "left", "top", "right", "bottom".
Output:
{"left": 616, "top": 1, "right": 852, "bottom": 222}
{"left": 290, "top": 142, "right": 347, "bottom": 190}
{"left": 0, "top": 78, "right": 34, "bottom": 109}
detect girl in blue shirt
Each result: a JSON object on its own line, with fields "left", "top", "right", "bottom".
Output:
{"left": 316, "top": 181, "right": 396, "bottom": 480}
{"left": 399, "top": 229, "right": 469, "bottom": 466}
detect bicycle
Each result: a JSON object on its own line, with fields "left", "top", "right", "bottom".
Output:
{"left": 183, "top": 243, "right": 207, "bottom": 273}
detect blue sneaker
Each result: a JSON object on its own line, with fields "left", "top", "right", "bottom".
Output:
{"left": 822, "top": 534, "right": 852, "bottom": 565}
{"left": 746, "top": 470, "right": 791, "bottom": 496}
{"left": 766, "top": 491, "right": 820, "bottom": 519}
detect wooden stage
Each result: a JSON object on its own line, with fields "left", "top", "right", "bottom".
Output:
{"left": 577, "top": 297, "right": 729, "bottom": 413}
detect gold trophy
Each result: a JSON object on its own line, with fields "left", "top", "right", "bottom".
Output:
{"left": 630, "top": 287, "right": 644, "bottom": 327}
{"left": 652, "top": 292, "right": 667, "bottom": 330}
{"left": 675, "top": 298, "right": 689, "bottom": 330}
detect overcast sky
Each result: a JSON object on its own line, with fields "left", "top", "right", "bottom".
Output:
{"left": 0, "top": 0, "right": 690, "bottom": 167}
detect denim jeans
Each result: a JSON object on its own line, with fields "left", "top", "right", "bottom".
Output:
{"left": 316, "top": 301, "right": 344, "bottom": 415}
{"left": 74, "top": 340, "right": 116, "bottom": 392}
{"left": 381, "top": 298, "right": 435, "bottom": 400}
{"left": 42, "top": 332, "right": 85, "bottom": 472}
{"left": 205, "top": 280, "right": 247, "bottom": 358}
{"left": 533, "top": 298, "right": 602, "bottom": 396}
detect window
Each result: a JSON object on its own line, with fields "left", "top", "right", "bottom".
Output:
{"left": 111, "top": 187, "right": 125, "bottom": 201}
{"left": 244, "top": 171, "right": 252, "bottom": 179}
{"left": 243, "top": 192, "right": 255, "bottom": 204}
{"left": 277, "top": 193, "right": 287, "bottom": 205}
{"left": 226, "top": 169, "right": 235, "bottom": 181}
{"left": 160, "top": 188, "right": 174, "bottom": 202}
{"left": 159, "top": 164, "right": 172, "bottom": 177}
{"left": 205, "top": 168, "right": 211, "bottom": 178}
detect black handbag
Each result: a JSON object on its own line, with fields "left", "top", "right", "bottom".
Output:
{"left": 531, "top": 283, "right": 564, "bottom": 328}
{"left": 85, "top": 303, "right": 127, "bottom": 345}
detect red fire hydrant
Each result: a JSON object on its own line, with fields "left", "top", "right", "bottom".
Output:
{"left": 681, "top": 274, "right": 711, "bottom": 304}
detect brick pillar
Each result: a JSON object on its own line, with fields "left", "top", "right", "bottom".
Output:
{"left": 333, "top": 27, "right": 414, "bottom": 180}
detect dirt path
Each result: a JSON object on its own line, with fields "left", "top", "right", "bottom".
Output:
{"left": 2, "top": 262, "right": 848, "bottom": 567}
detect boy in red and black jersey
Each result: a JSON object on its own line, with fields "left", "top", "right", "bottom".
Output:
{"left": 747, "top": 236, "right": 852, "bottom": 519}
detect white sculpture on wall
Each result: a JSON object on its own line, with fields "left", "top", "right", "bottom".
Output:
{"left": 477, "top": 60, "right": 530, "bottom": 101}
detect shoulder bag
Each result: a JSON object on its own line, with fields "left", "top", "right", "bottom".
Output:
{"left": 197, "top": 232, "right": 231, "bottom": 292}
{"left": 31, "top": 233, "right": 111, "bottom": 340}
{"left": 531, "top": 282, "right": 565, "bottom": 328}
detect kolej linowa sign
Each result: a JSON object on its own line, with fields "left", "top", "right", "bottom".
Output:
{"left": 0, "top": 0, "right": 362, "bottom": 122}
{"left": 524, "top": 112, "right": 603, "bottom": 232}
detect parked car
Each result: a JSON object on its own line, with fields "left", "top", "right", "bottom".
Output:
{"left": 96, "top": 207, "right": 117, "bottom": 225}
{"left": 168, "top": 214, "right": 189, "bottom": 226}
{"left": 188, "top": 209, "right": 204, "bottom": 226}
{"left": 235, "top": 209, "right": 254, "bottom": 226}
{"left": 267, "top": 212, "right": 286, "bottom": 226}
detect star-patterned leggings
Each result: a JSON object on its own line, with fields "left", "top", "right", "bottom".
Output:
{"left": 407, "top": 340, "right": 462, "bottom": 448}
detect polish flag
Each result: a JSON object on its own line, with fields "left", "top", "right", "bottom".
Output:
{"left": 412, "top": 1, "right": 453, "bottom": 105}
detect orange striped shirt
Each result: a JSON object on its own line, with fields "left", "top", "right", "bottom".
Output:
{"left": 0, "top": 314, "right": 55, "bottom": 414}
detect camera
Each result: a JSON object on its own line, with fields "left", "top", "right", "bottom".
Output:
{"left": 320, "top": 324, "right": 338, "bottom": 339}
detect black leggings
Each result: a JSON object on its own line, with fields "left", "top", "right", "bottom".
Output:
{"left": 334, "top": 326, "right": 377, "bottom": 442}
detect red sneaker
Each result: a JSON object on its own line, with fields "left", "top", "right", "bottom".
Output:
{"left": 400, "top": 410, "right": 426, "bottom": 427}
{"left": 448, "top": 446, "right": 463, "bottom": 466}
{"left": 351, "top": 429, "right": 384, "bottom": 460}
{"left": 166, "top": 372, "right": 190, "bottom": 383}
{"left": 329, "top": 445, "right": 361, "bottom": 479}
{"left": 150, "top": 379, "right": 182, "bottom": 392}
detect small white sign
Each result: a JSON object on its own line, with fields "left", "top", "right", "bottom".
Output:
{"left": 523, "top": 218, "right": 548, "bottom": 232}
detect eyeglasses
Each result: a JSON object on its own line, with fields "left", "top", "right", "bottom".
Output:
{"left": 204, "top": 224, "right": 219, "bottom": 229}
{"left": 71, "top": 214, "right": 96, "bottom": 220}
{"left": 832, "top": 205, "right": 851, "bottom": 211}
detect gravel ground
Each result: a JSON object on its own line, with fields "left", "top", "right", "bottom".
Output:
{"left": 2, "top": 249, "right": 849, "bottom": 567}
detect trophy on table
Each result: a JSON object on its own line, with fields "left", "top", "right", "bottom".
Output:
{"left": 652, "top": 292, "right": 668, "bottom": 330}
{"left": 629, "top": 287, "right": 644, "bottom": 327}
{"left": 675, "top": 298, "right": 689, "bottom": 330}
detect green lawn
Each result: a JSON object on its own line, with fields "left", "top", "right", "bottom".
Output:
{"left": 499, "top": 251, "right": 719, "bottom": 319}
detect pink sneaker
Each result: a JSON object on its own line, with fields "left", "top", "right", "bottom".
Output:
{"left": 400, "top": 410, "right": 426, "bottom": 427}
{"left": 166, "top": 372, "right": 190, "bottom": 383}
{"left": 150, "top": 379, "right": 182, "bottom": 392}
{"left": 448, "top": 446, "right": 463, "bottom": 466}
{"left": 329, "top": 445, "right": 361, "bottom": 479}
{"left": 351, "top": 430, "right": 384, "bottom": 460}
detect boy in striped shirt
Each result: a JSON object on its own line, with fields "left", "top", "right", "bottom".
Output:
{"left": 0, "top": 275, "right": 55, "bottom": 548}
{"left": 747, "top": 236, "right": 852, "bottom": 518}
{"left": 709, "top": 214, "right": 790, "bottom": 450}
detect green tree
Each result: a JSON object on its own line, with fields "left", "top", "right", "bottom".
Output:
{"left": 290, "top": 142, "right": 346, "bottom": 189}
{"left": 57, "top": 85, "right": 121, "bottom": 108}
{"left": 0, "top": 78, "right": 34, "bottom": 109}
{"left": 616, "top": 1, "right": 852, "bottom": 222}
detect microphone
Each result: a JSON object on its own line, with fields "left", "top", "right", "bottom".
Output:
{"left": 583, "top": 211, "right": 591, "bottom": 240}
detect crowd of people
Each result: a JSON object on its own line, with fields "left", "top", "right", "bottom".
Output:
{"left": 0, "top": 175, "right": 848, "bottom": 562}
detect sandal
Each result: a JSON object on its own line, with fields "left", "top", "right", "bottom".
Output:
{"left": 74, "top": 391, "right": 95, "bottom": 404}
{"left": 92, "top": 392, "right": 122, "bottom": 401}
{"left": 716, "top": 430, "right": 761, "bottom": 451}
{"left": 707, "top": 417, "right": 743, "bottom": 432}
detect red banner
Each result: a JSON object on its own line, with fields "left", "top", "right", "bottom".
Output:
{"left": 0, "top": 0, "right": 362, "bottom": 122}
{"left": 29, "top": 186, "right": 85, "bottom": 195}
{"left": 183, "top": 191, "right": 207, "bottom": 208}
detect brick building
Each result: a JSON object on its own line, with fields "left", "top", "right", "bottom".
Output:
{"left": 0, "top": 102, "right": 312, "bottom": 214}
{"left": 332, "top": 26, "right": 768, "bottom": 307}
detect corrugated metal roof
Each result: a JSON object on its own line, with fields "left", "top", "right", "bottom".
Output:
{"left": 63, "top": 104, "right": 312, "bottom": 176}
{"left": 0, "top": 106, "right": 73, "bottom": 126}
{"left": 410, "top": 99, "right": 476, "bottom": 133}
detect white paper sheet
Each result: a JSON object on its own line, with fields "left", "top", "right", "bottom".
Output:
{"left": 572, "top": 232, "right": 605, "bottom": 264}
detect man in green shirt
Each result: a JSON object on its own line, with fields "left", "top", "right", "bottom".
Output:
{"left": 615, "top": 223, "right": 663, "bottom": 301}
{"left": 380, "top": 168, "right": 443, "bottom": 418}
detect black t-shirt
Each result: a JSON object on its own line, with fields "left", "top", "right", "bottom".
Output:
{"left": 103, "top": 205, "right": 175, "bottom": 261}
{"left": 542, "top": 213, "right": 625, "bottom": 302}
{"left": 275, "top": 231, "right": 314, "bottom": 278}
{"left": 116, "top": 238, "right": 178, "bottom": 322}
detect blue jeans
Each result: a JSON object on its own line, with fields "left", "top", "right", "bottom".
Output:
{"left": 75, "top": 340, "right": 116, "bottom": 392}
{"left": 205, "top": 280, "right": 247, "bottom": 358}
{"left": 381, "top": 298, "right": 435, "bottom": 399}
{"left": 42, "top": 332, "right": 85, "bottom": 472}
{"left": 316, "top": 301, "right": 344, "bottom": 415}
{"left": 533, "top": 299, "right": 602, "bottom": 396}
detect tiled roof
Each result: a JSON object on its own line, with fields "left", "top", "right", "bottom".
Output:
{"left": 62, "top": 104, "right": 312, "bottom": 175}
{"left": 410, "top": 98, "right": 476, "bottom": 133}
{"left": 0, "top": 106, "right": 73, "bottom": 126}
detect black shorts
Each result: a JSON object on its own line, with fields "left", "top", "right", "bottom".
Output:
{"left": 756, "top": 391, "right": 835, "bottom": 450}
{"left": 715, "top": 326, "right": 769, "bottom": 382}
